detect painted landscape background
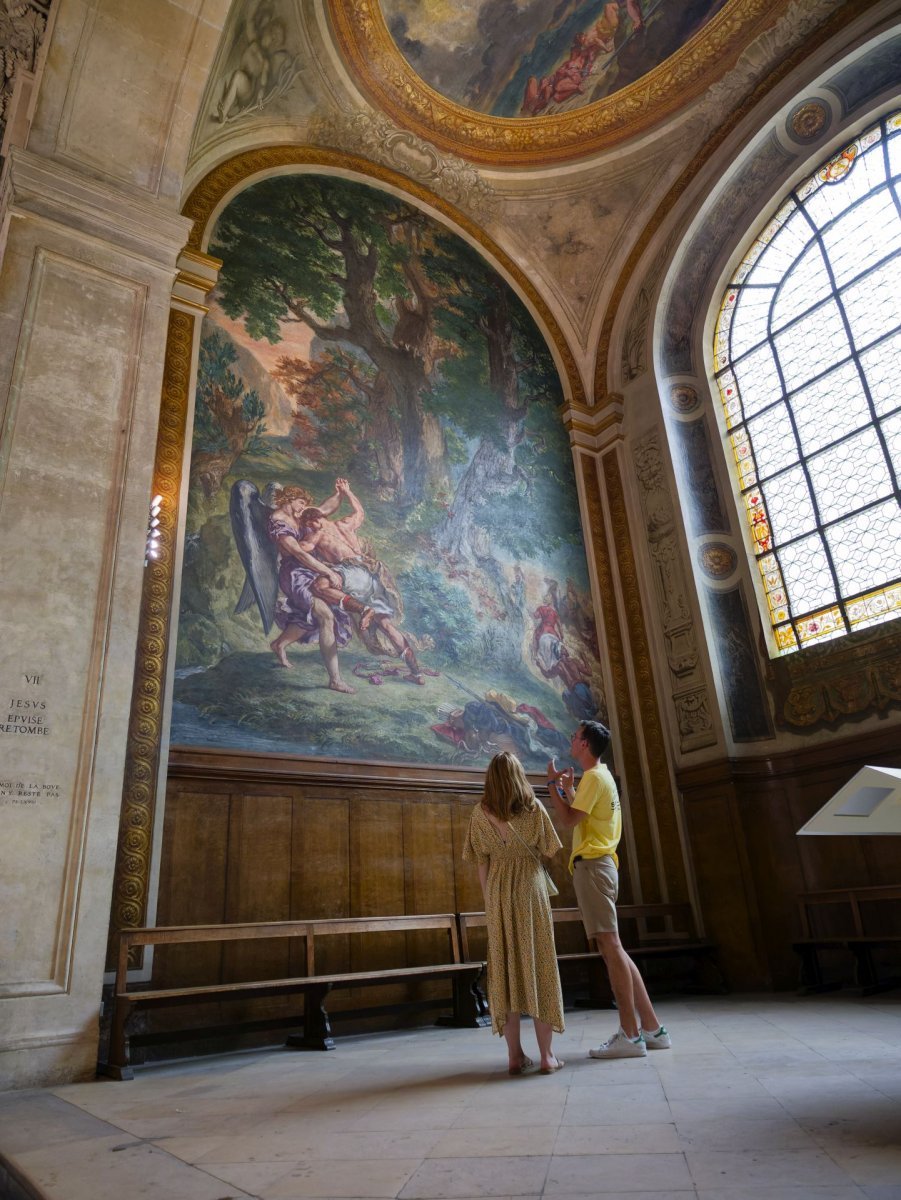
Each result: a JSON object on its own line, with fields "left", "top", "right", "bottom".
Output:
{"left": 383, "top": 0, "right": 729, "bottom": 119}
{"left": 171, "top": 174, "right": 605, "bottom": 768}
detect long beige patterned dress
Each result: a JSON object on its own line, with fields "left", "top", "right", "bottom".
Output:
{"left": 463, "top": 799, "right": 565, "bottom": 1036}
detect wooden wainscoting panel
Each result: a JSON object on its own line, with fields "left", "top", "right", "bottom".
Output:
{"left": 291, "top": 792, "right": 350, "bottom": 975}
{"left": 350, "top": 797, "right": 406, "bottom": 979}
{"left": 403, "top": 798, "right": 455, "bottom": 967}
{"left": 154, "top": 789, "right": 230, "bottom": 987}
{"left": 222, "top": 793, "right": 293, "bottom": 985}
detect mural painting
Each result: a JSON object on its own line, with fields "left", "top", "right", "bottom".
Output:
{"left": 382, "top": 0, "right": 729, "bottom": 119}
{"left": 172, "top": 174, "right": 605, "bottom": 768}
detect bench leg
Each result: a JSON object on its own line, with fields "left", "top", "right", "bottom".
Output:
{"left": 848, "top": 944, "right": 900, "bottom": 996}
{"left": 100, "top": 999, "right": 135, "bottom": 1081}
{"left": 286, "top": 984, "right": 335, "bottom": 1051}
{"left": 696, "top": 949, "right": 729, "bottom": 995}
{"left": 444, "top": 967, "right": 490, "bottom": 1028}
{"left": 795, "top": 945, "right": 843, "bottom": 994}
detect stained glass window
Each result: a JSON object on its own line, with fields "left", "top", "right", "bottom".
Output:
{"left": 713, "top": 111, "right": 901, "bottom": 655}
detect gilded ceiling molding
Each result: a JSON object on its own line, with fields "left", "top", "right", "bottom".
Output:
{"left": 326, "top": 0, "right": 785, "bottom": 166}
{"left": 108, "top": 307, "right": 195, "bottom": 970}
{"left": 593, "top": 0, "right": 874, "bottom": 401}
{"left": 602, "top": 450, "right": 690, "bottom": 905}
{"left": 578, "top": 451, "right": 659, "bottom": 903}
{"left": 181, "top": 145, "right": 584, "bottom": 405}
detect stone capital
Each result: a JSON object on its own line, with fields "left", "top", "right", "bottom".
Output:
{"left": 1, "top": 147, "right": 193, "bottom": 272}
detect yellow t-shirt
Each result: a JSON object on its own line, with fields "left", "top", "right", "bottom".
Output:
{"left": 569, "top": 763, "right": 621, "bottom": 872}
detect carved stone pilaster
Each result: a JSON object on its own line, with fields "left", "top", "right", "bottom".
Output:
{"left": 0, "top": 0, "right": 53, "bottom": 161}
{"left": 633, "top": 431, "right": 716, "bottom": 752}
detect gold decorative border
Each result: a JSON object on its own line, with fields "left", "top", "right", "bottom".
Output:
{"left": 327, "top": 0, "right": 787, "bottom": 166}
{"left": 182, "top": 146, "right": 583, "bottom": 404}
{"left": 593, "top": 0, "right": 876, "bottom": 399}
{"left": 602, "top": 450, "right": 689, "bottom": 904}
{"left": 578, "top": 450, "right": 659, "bottom": 902}
{"left": 107, "top": 308, "right": 195, "bottom": 970}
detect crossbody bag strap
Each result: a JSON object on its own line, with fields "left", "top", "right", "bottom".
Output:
{"left": 506, "top": 818, "right": 542, "bottom": 866}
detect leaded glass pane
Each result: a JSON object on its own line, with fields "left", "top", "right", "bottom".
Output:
{"left": 792, "top": 359, "right": 870, "bottom": 457}
{"left": 887, "top": 126, "right": 901, "bottom": 175}
{"left": 732, "top": 342, "right": 782, "bottom": 421}
{"left": 859, "top": 331, "right": 901, "bottom": 416}
{"left": 778, "top": 533, "right": 836, "bottom": 614}
{"left": 841, "top": 256, "right": 901, "bottom": 347}
{"left": 745, "top": 403, "right": 797, "bottom": 478}
{"left": 749, "top": 217, "right": 808, "bottom": 285}
{"left": 882, "top": 410, "right": 901, "bottom": 477}
{"left": 713, "top": 109, "right": 901, "bottom": 655}
{"left": 730, "top": 286, "right": 776, "bottom": 358}
{"left": 808, "top": 427, "right": 893, "bottom": 523}
{"left": 774, "top": 298, "right": 849, "bottom": 391}
{"left": 826, "top": 498, "right": 901, "bottom": 594}
{"left": 760, "top": 465, "right": 817, "bottom": 543}
{"left": 822, "top": 189, "right": 899, "bottom": 288}
{"left": 771, "top": 238, "right": 830, "bottom": 330}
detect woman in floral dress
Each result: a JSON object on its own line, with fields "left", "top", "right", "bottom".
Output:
{"left": 464, "top": 751, "right": 565, "bottom": 1074}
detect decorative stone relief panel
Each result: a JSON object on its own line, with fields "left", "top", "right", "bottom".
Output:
{"left": 632, "top": 431, "right": 716, "bottom": 753}
{"left": 669, "top": 415, "right": 730, "bottom": 536}
{"left": 0, "top": 0, "right": 52, "bottom": 159}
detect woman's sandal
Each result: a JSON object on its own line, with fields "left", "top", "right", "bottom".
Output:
{"left": 508, "top": 1056, "right": 534, "bottom": 1076}
{"left": 539, "top": 1058, "right": 565, "bottom": 1074}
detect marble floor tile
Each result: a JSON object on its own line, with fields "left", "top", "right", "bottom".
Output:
{"left": 553, "top": 1123, "right": 680, "bottom": 1155}
{"left": 686, "top": 1147, "right": 858, "bottom": 1189}
{"left": 399, "top": 1154, "right": 550, "bottom": 1197}
{"left": 543, "top": 1151, "right": 693, "bottom": 1193}
{"left": 263, "top": 1156, "right": 422, "bottom": 1197}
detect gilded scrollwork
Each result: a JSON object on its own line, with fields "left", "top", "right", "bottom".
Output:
{"left": 327, "top": 0, "right": 793, "bottom": 165}
{"left": 312, "top": 108, "right": 497, "bottom": 217}
{"left": 107, "top": 308, "right": 195, "bottom": 970}
{"left": 773, "top": 622, "right": 901, "bottom": 730}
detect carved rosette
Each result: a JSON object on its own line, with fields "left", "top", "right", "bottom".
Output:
{"left": 107, "top": 308, "right": 195, "bottom": 970}
{"left": 788, "top": 99, "right": 831, "bottom": 143}
{"left": 327, "top": 0, "right": 789, "bottom": 165}
{"left": 668, "top": 384, "right": 701, "bottom": 416}
{"left": 632, "top": 432, "right": 716, "bottom": 752}
{"left": 698, "top": 541, "right": 738, "bottom": 580}
{"left": 181, "top": 145, "right": 583, "bottom": 405}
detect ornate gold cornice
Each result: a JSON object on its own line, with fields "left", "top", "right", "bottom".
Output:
{"left": 181, "top": 145, "right": 584, "bottom": 405}
{"left": 326, "top": 0, "right": 786, "bottom": 166}
{"left": 108, "top": 308, "right": 195, "bottom": 970}
{"left": 593, "top": 0, "right": 875, "bottom": 398}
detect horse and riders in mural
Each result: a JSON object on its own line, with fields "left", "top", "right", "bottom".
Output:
{"left": 172, "top": 174, "right": 604, "bottom": 767}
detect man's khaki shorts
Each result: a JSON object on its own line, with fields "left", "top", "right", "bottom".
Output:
{"left": 573, "top": 855, "right": 619, "bottom": 938}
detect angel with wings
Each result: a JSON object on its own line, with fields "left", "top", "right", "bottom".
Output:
{"left": 230, "top": 477, "right": 428, "bottom": 692}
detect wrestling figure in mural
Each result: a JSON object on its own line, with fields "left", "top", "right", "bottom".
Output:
{"left": 230, "top": 476, "right": 428, "bottom": 690}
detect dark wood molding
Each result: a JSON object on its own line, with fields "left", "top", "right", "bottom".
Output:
{"left": 676, "top": 723, "right": 901, "bottom": 791}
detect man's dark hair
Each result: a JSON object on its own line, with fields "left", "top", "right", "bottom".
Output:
{"left": 579, "top": 720, "right": 610, "bottom": 759}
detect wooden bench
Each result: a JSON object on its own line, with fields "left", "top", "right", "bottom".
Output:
{"left": 105, "top": 914, "right": 487, "bottom": 1080}
{"left": 793, "top": 885, "right": 901, "bottom": 995}
{"left": 458, "top": 904, "right": 725, "bottom": 1006}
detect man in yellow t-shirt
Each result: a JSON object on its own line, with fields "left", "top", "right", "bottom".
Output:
{"left": 547, "top": 720, "right": 671, "bottom": 1060}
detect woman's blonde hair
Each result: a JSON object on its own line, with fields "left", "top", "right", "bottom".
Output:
{"left": 482, "top": 751, "right": 536, "bottom": 821}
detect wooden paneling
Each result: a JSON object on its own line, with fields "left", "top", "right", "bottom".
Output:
{"left": 678, "top": 724, "right": 901, "bottom": 989}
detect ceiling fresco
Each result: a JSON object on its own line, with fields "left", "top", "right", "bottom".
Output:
{"left": 381, "top": 0, "right": 730, "bottom": 119}
{"left": 328, "top": 0, "right": 787, "bottom": 164}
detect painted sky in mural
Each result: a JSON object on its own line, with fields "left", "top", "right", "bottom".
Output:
{"left": 383, "top": 0, "right": 729, "bottom": 118}
{"left": 171, "top": 174, "right": 605, "bottom": 769}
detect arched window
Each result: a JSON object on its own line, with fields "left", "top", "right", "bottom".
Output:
{"left": 712, "top": 111, "right": 901, "bottom": 655}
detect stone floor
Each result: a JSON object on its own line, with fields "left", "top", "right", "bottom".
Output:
{"left": 1, "top": 994, "right": 900, "bottom": 1200}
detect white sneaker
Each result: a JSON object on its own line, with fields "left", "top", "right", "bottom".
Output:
{"left": 589, "top": 1029, "right": 647, "bottom": 1059}
{"left": 641, "top": 1024, "right": 671, "bottom": 1050}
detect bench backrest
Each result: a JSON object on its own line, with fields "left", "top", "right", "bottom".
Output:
{"left": 797, "top": 885, "right": 901, "bottom": 938}
{"left": 117, "top": 914, "right": 462, "bottom": 995}
{"left": 457, "top": 903, "right": 697, "bottom": 960}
